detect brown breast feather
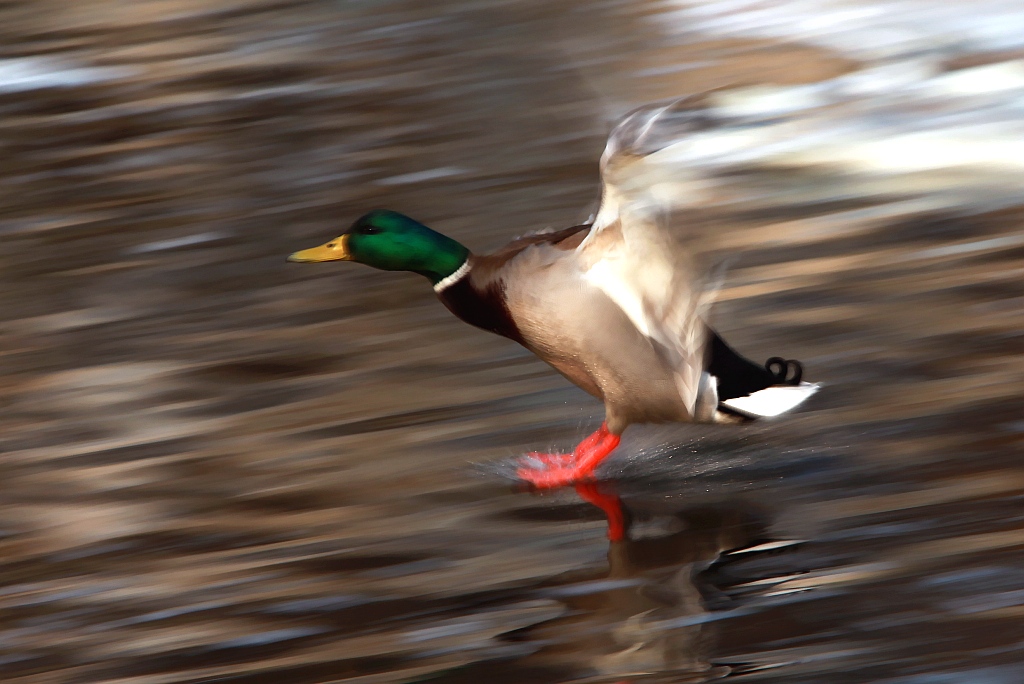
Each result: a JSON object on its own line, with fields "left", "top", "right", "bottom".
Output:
{"left": 435, "top": 224, "right": 592, "bottom": 344}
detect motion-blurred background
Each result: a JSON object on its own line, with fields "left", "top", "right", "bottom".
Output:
{"left": 1, "top": 1, "right": 1023, "bottom": 682}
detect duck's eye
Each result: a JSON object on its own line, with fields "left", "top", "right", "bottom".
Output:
{"left": 357, "top": 225, "right": 381, "bottom": 235}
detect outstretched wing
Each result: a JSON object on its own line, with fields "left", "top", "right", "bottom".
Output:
{"left": 578, "top": 98, "right": 722, "bottom": 416}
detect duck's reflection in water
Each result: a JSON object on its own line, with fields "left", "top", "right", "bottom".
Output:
{"left": 527, "top": 482, "right": 778, "bottom": 683}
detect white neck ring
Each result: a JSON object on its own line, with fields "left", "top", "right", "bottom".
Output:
{"left": 433, "top": 260, "right": 471, "bottom": 293}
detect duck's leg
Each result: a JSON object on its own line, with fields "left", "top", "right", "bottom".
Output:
{"left": 517, "top": 422, "right": 621, "bottom": 489}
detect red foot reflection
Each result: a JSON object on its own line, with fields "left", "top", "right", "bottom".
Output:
{"left": 574, "top": 481, "right": 628, "bottom": 542}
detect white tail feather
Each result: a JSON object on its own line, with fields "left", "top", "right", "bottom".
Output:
{"left": 721, "top": 383, "right": 820, "bottom": 419}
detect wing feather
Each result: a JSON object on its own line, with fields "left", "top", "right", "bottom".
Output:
{"left": 579, "top": 97, "right": 722, "bottom": 414}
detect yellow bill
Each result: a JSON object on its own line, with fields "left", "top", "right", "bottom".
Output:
{"left": 287, "top": 235, "right": 351, "bottom": 262}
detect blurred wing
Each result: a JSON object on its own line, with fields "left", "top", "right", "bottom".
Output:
{"left": 578, "top": 98, "right": 721, "bottom": 414}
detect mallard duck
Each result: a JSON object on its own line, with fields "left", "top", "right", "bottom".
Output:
{"left": 288, "top": 100, "right": 818, "bottom": 488}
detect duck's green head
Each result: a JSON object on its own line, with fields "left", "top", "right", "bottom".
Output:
{"left": 288, "top": 210, "right": 469, "bottom": 285}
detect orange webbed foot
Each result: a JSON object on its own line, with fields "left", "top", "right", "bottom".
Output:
{"left": 517, "top": 422, "right": 621, "bottom": 489}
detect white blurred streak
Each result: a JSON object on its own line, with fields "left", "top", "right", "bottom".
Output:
{"left": 0, "top": 57, "right": 133, "bottom": 91}
{"left": 597, "top": 57, "right": 1024, "bottom": 219}
{"left": 665, "top": 0, "right": 1024, "bottom": 60}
